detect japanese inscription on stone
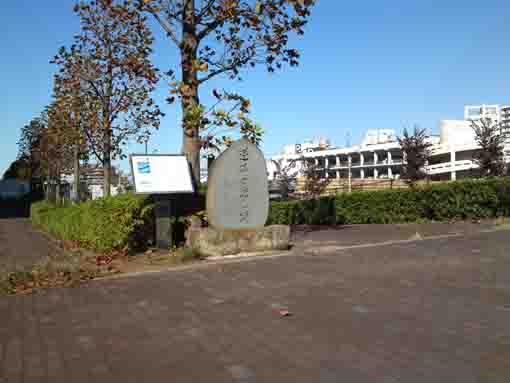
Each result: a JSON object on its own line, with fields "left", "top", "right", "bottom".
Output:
{"left": 239, "top": 144, "right": 249, "bottom": 224}
{"left": 206, "top": 138, "right": 269, "bottom": 230}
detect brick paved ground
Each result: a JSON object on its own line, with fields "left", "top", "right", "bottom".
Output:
{"left": 1, "top": 229, "right": 510, "bottom": 382}
{"left": 0, "top": 219, "right": 61, "bottom": 271}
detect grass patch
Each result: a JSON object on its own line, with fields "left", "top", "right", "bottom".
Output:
{"left": 31, "top": 193, "right": 155, "bottom": 253}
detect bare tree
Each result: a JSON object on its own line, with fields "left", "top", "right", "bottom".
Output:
{"left": 471, "top": 118, "right": 506, "bottom": 177}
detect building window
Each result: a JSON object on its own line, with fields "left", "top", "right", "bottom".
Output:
{"left": 468, "top": 108, "right": 482, "bottom": 117}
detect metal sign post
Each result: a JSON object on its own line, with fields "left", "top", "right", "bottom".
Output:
{"left": 130, "top": 154, "right": 195, "bottom": 249}
{"left": 153, "top": 195, "right": 175, "bottom": 249}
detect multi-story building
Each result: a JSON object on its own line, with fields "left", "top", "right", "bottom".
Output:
{"left": 464, "top": 104, "right": 505, "bottom": 123}
{"left": 464, "top": 103, "right": 510, "bottom": 143}
{"left": 60, "top": 165, "right": 129, "bottom": 200}
{"left": 267, "top": 109, "right": 510, "bottom": 183}
{"left": 501, "top": 105, "right": 510, "bottom": 139}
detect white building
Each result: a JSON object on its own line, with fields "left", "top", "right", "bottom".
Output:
{"left": 268, "top": 110, "right": 510, "bottom": 183}
{"left": 464, "top": 104, "right": 505, "bottom": 122}
{"left": 281, "top": 137, "right": 331, "bottom": 155}
{"left": 60, "top": 165, "right": 127, "bottom": 200}
{"left": 500, "top": 105, "right": 510, "bottom": 139}
{"left": 464, "top": 104, "right": 510, "bottom": 143}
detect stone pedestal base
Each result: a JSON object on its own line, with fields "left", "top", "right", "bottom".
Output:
{"left": 186, "top": 225, "right": 291, "bottom": 257}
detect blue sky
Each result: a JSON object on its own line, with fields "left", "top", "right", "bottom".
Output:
{"left": 1, "top": 0, "right": 510, "bottom": 176}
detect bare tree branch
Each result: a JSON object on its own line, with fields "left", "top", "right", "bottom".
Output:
{"left": 150, "top": 10, "right": 181, "bottom": 47}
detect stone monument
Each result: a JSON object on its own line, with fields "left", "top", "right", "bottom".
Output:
{"left": 186, "top": 138, "right": 290, "bottom": 257}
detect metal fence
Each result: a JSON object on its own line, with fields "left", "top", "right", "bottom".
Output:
{"left": 294, "top": 177, "right": 443, "bottom": 195}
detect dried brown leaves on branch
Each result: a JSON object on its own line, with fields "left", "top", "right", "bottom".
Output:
{"left": 17, "top": 110, "right": 70, "bottom": 186}
{"left": 185, "top": 89, "right": 264, "bottom": 153}
{"left": 52, "top": 0, "right": 163, "bottom": 196}
{"left": 16, "top": 118, "right": 47, "bottom": 182}
{"left": 300, "top": 156, "right": 329, "bottom": 199}
{"left": 137, "top": 0, "right": 315, "bottom": 182}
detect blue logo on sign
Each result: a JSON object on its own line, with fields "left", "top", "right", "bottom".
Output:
{"left": 138, "top": 161, "right": 151, "bottom": 174}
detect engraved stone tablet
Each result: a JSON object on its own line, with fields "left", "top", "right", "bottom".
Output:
{"left": 207, "top": 138, "right": 269, "bottom": 230}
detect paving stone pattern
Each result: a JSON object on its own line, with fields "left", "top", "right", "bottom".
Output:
{"left": 1, "top": 230, "right": 510, "bottom": 382}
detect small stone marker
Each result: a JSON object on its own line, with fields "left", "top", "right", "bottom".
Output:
{"left": 207, "top": 138, "right": 269, "bottom": 230}
{"left": 187, "top": 138, "right": 289, "bottom": 257}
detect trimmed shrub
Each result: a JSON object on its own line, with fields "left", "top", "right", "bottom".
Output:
{"left": 267, "top": 178, "right": 510, "bottom": 225}
{"left": 267, "top": 197, "right": 337, "bottom": 225}
{"left": 335, "top": 189, "right": 426, "bottom": 224}
{"left": 31, "top": 193, "right": 154, "bottom": 252}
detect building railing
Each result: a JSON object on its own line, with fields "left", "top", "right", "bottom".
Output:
{"left": 322, "top": 159, "right": 404, "bottom": 169}
{"left": 426, "top": 160, "right": 474, "bottom": 173}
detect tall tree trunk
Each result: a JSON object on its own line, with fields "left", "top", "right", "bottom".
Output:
{"left": 55, "top": 181, "right": 60, "bottom": 206}
{"left": 73, "top": 145, "right": 80, "bottom": 203}
{"left": 103, "top": 141, "right": 111, "bottom": 198}
{"left": 181, "top": 0, "right": 201, "bottom": 185}
{"left": 103, "top": 118, "right": 112, "bottom": 198}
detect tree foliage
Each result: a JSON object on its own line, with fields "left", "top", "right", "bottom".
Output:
{"left": 300, "top": 155, "right": 329, "bottom": 199}
{"left": 16, "top": 117, "right": 47, "bottom": 183}
{"left": 12, "top": 0, "right": 315, "bottom": 199}
{"left": 51, "top": 71, "right": 90, "bottom": 163}
{"left": 137, "top": 0, "right": 315, "bottom": 182}
{"left": 3, "top": 158, "right": 32, "bottom": 180}
{"left": 398, "top": 126, "right": 432, "bottom": 186}
{"left": 52, "top": 0, "right": 162, "bottom": 196}
{"left": 471, "top": 118, "right": 507, "bottom": 177}
{"left": 193, "top": 90, "right": 264, "bottom": 152}
{"left": 42, "top": 104, "right": 75, "bottom": 183}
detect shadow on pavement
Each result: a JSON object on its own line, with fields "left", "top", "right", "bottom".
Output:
{"left": 0, "top": 201, "right": 31, "bottom": 219}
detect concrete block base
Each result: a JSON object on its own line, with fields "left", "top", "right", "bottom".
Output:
{"left": 186, "top": 225, "right": 291, "bottom": 257}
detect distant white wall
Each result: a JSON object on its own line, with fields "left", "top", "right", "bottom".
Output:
{"left": 361, "top": 129, "right": 396, "bottom": 146}
{"left": 88, "top": 184, "right": 121, "bottom": 199}
{"left": 440, "top": 120, "right": 476, "bottom": 147}
{"left": 267, "top": 157, "right": 304, "bottom": 181}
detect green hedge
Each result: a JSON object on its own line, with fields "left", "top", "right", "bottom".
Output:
{"left": 29, "top": 178, "right": 510, "bottom": 251}
{"left": 267, "top": 178, "right": 510, "bottom": 225}
{"left": 31, "top": 193, "right": 154, "bottom": 252}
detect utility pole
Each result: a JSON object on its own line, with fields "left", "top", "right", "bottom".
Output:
{"left": 144, "top": 138, "right": 148, "bottom": 155}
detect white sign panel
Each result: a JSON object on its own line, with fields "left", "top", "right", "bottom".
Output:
{"left": 130, "top": 154, "right": 194, "bottom": 194}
